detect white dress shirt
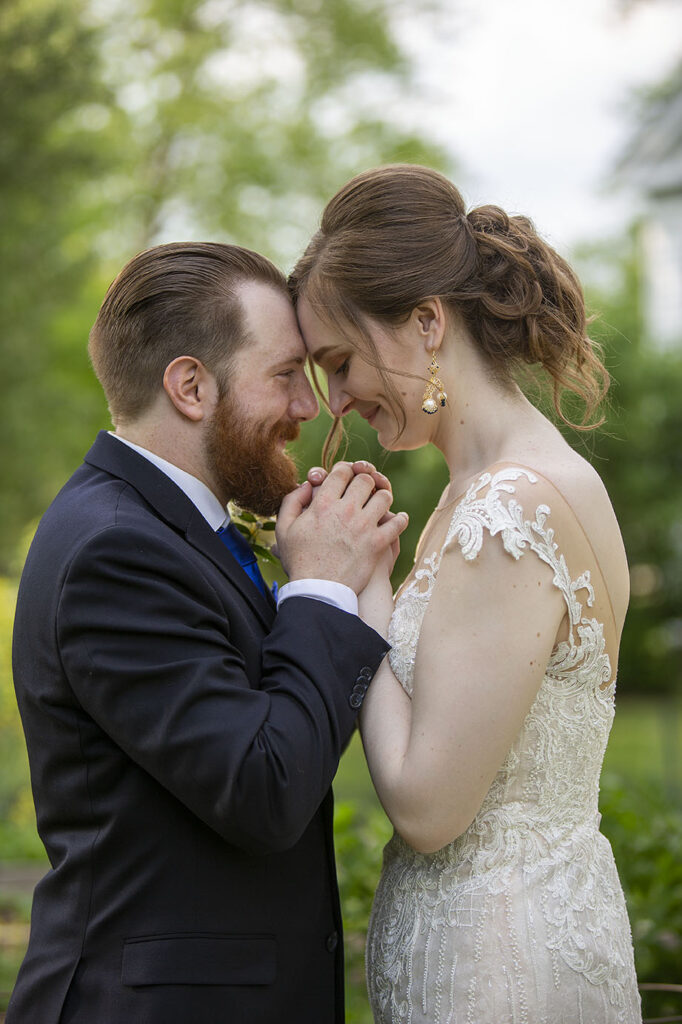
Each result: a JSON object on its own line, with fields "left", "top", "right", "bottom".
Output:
{"left": 110, "top": 433, "right": 358, "bottom": 615}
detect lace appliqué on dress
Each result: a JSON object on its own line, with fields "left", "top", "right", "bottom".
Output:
{"left": 368, "top": 468, "right": 640, "bottom": 1024}
{"left": 388, "top": 467, "right": 611, "bottom": 699}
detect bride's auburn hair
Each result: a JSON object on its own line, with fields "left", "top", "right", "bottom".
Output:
{"left": 289, "top": 164, "right": 608, "bottom": 461}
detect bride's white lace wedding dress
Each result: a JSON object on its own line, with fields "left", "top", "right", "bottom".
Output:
{"left": 366, "top": 467, "right": 641, "bottom": 1024}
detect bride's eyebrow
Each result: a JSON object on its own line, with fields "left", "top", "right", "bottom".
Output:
{"left": 309, "top": 345, "right": 338, "bottom": 365}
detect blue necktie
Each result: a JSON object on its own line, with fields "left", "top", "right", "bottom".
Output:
{"left": 216, "top": 522, "right": 270, "bottom": 599}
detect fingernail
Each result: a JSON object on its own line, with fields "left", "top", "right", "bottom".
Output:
{"left": 309, "top": 468, "right": 323, "bottom": 479}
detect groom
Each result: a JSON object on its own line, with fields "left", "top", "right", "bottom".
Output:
{"left": 8, "top": 242, "right": 406, "bottom": 1024}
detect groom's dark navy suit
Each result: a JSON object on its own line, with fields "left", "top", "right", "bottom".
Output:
{"left": 9, "top": 431, "right": 389, "bottom": 1024}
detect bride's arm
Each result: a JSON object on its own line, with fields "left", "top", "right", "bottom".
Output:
{"left": 356, "top": 558, "right": 413, "bottom": 812}
{"left": 358, "top": 487, "right": 568, "bottom": 854}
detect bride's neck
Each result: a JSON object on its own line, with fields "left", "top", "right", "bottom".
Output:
{"left": 431, "top": 365, "right": 553, "bottom": 499}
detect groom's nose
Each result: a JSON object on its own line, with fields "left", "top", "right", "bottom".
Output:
{"left": 290, "top": 374, "right": 319, "bottom": 422}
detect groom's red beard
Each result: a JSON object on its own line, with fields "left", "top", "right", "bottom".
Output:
{"left": 204, "top": 392, "right": 301, "bottom": 516}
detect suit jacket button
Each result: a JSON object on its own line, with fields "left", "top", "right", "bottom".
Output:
{"left": 358, "top": 666, "right": 373, "bottom": 681}
{"left": 349, "top": 692, "right": 363, "bottom": 709}
{"left": 326, "top": 931, "right": 339, "bottom": 952}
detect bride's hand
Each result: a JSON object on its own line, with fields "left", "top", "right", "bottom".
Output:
{"left": 308, "top": 461, "right": 392, "bottom": 497}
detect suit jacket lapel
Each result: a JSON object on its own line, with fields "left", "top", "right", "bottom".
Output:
{"left": 84, "top": 432, "right": 276, "bottom": 627}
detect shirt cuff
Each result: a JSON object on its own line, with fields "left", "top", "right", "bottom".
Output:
{"left": 277, "top": 579, "right": 358, "bottom": 617}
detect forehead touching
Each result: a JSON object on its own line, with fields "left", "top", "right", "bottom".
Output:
{"left": 297, "top": 292, "right": 394, "bottom": 368}
{"left": 236, "top": 278, "right": 306, "bottom": 367}
{"left": 296, "top": 294, "right": 351, "bottom": 363}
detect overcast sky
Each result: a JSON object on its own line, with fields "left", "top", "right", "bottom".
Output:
{"left": 397, "top": 0, "right": 682, "bottom": 255}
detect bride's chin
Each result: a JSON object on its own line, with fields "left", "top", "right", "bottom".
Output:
{"left": 377, "top": 430, "right": 404, "bottom": 452}
{"left": 372, "top": 412, "right": 397, "bottom": 447}
{"left": 380, "top": 425, "right": 429, "bottom": 453}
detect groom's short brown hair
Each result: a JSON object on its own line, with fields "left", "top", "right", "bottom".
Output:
{"left": 89, "top": 242, "right": 288, "bottom": 424}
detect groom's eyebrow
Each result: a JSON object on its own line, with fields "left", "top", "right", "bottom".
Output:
{"left": 271, "top": 354, "right": 305, "bottom": 369}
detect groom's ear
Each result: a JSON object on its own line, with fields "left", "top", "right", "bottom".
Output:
{"left": 163, "top": 356, "right": 218, "bottom": 422}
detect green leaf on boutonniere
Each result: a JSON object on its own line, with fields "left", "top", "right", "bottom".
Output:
{"left": 252, "top": 544, "right": 277, "bottom": 563}
{"left": 228, "top": 502, "right": 278, "bottom": 563}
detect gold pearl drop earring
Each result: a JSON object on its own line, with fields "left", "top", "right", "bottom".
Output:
{"left": 421, "top": 352, "right": 448, "bottom": 414}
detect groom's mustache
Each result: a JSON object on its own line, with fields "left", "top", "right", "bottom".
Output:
{"left": 274, "top": 420, "right": 301, "bottom": 445}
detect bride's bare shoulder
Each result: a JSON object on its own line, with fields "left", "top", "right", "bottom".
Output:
{"left": 514, "top": 446, "right": 615, "bottom": 528}
{"left": 497, "top": 445, "right": 630, "bottom": 628}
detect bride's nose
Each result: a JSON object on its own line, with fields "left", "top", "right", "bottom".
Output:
{"left": 327, "top": 376, "right": 353, "bottom": 417}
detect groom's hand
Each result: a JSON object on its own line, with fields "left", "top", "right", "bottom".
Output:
{"left": 276, "top": 462, "right": 408, "bottom": 594}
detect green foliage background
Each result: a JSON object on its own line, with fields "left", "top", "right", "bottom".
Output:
{"left": 0, "top": 0, "right": 445, "bottom": 570}
{"left": 1, "top": 0, "right": 681, "bottom": 1015}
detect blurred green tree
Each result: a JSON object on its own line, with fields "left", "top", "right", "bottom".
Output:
{"left": 0, "top": 0, "right": 448, "bottom": 571}
{"left": 575, "top": 232, "right": 682, "bottom": 696}
{"left": 0, "top": 0, "right": 118, "bottom": 570}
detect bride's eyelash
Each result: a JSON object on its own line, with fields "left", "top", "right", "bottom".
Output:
{"left": 334, "top": 358, "right": 350, "bottom": 377}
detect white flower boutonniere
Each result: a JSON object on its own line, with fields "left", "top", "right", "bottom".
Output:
{"left": 227, "top": 503, "right": 278, "bottom": 564}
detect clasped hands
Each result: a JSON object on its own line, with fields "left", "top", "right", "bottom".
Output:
{"left": 275, "top": 461, "right": 407, "bottom": 617}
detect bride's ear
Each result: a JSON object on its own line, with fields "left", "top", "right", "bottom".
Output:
{"left": 412, "top": 297, "right": 446, "bottom": 355}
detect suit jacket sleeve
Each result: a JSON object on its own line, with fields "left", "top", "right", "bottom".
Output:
{"left": 56, "top": 523, "right": 389, "bottom": 855}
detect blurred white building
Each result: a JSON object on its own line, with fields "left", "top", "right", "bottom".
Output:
{"left": 618, "top": 75, "right": 682, "bottom": 348}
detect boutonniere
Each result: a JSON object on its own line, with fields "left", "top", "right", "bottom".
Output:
{"left": 227, "top": 503, "right": 278, "bottom": 564}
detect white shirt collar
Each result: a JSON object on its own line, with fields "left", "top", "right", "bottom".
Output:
{"left": 110, "top": 432, "right": 228, "bottom": 530}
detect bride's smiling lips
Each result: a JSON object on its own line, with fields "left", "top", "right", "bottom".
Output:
{"left": 361, "top": 405, "right": 381, "bottom": 426}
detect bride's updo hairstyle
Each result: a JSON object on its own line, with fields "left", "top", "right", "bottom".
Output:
{"left": 289, "top": 164, "right": 608, "bottom": 459}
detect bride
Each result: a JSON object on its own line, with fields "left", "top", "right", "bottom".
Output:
{"left": 290, "top": 165, "right": 642, "bottom": 1023}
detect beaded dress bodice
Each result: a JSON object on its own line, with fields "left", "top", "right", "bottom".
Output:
{"left": 366, "top": 468, "right": 641, "bottom": 1024}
